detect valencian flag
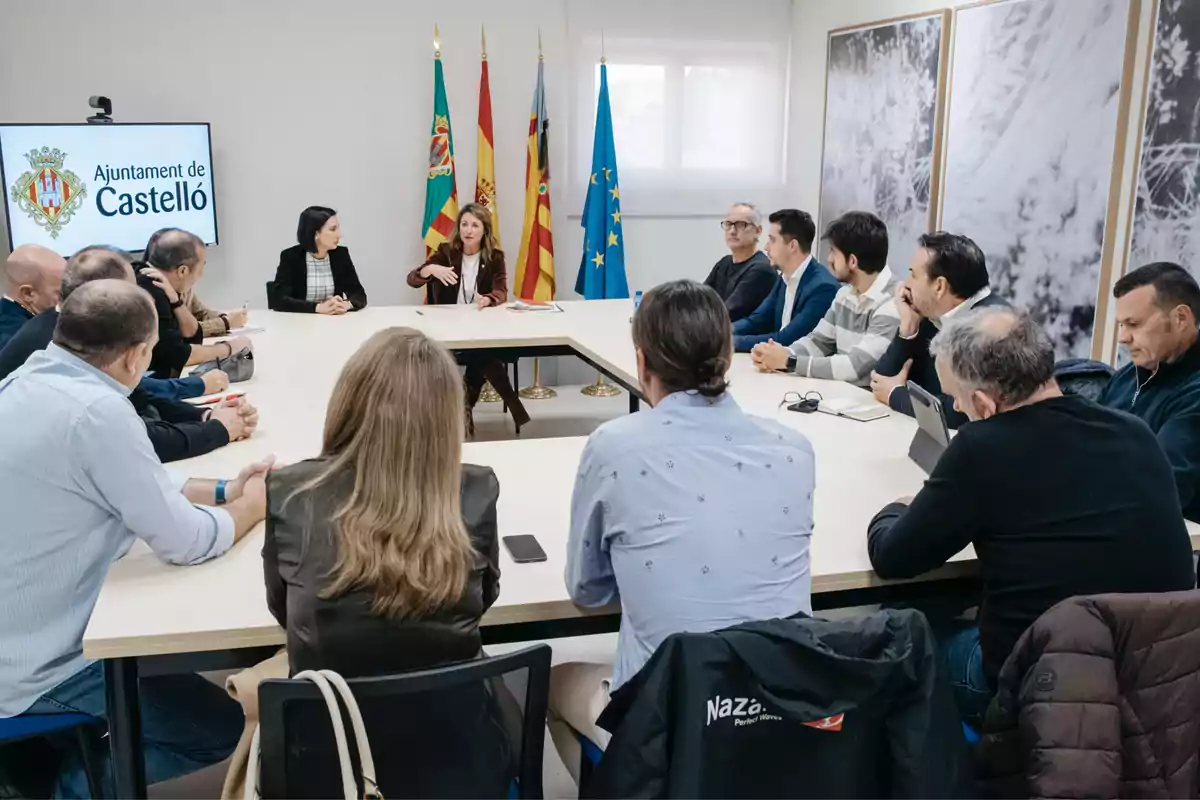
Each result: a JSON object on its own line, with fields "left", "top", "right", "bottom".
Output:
{"left": 514, "top": 54, "right": 556, "bottom": 301}
{"left": 575, "top": 61, "right": 628, "bottom": 300}
{"left": 475, "top": 29, "right": 500, "bottom": 245}
{"left": 422, "top": 28, "right": 459, "bottom": 257}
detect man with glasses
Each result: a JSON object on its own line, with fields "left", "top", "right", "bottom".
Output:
{"left": 703, "top": 203, "right": 778, "bottom": 323}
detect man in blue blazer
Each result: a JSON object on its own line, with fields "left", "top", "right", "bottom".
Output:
{"left": 732, "top": 209, "right": 839, "bottom": 353}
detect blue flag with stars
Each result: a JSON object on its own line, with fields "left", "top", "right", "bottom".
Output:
{"left": 575, "top": 62, "right": 628, "bottom": 300}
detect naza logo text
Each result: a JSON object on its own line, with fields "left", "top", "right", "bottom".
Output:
{"left": 706, "top": 695, "right": 782, "bottom": 727}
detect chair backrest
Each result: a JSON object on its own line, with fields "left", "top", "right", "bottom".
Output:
{"left": 257, "top": 644, "right": 550, "bottom": 799}
{"left": 1053, "top": 358, "right": 1114, "bottom": 402}
{"left": 264, "top": 280, "right": 277, "bottom": 311}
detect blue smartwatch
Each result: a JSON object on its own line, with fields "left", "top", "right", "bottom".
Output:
{"left": 215, "top": 479, "right": 229, "bottom": 506}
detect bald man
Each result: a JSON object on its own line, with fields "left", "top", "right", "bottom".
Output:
{"left": 1, "top": 244, "right": 66, "bottom": 348}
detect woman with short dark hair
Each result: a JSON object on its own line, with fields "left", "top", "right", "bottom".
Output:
{"left": 270, "top": 206, "right": 368, "bottom": 314}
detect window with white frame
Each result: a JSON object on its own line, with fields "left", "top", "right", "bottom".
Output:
{"left": 567, "top": 0, "right": 791, "bottom": 216}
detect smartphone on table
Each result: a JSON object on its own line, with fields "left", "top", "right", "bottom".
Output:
{"left": 502, "top": 535, "right": 547, "bottom": 563}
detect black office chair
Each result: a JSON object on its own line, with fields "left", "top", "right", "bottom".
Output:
{"left": 256, "top": 644, "right": 551, "bottom": 799}
{"left": 265, "top": 280, "right": 278, "bottom": 311}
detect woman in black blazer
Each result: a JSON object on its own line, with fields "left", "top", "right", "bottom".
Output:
{"left": 271, "top": 206, "right": 368, "bottom": 313}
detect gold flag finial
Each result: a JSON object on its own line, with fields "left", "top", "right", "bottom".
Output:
{"left": 538, "top": 27, "right": 544, "bottom": 62}
{"left": 434, "top": 24, "right": 441, "bottom": 59}
{"left": 481, "top": 25, "right": 487, "bottom": 60}
{"left": 601, "top": 29, "right": 606, "bottom": 65}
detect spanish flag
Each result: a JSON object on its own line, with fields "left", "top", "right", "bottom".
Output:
{"left": 514, "top": 55, "right": 555, "bottom": 302}
{"left": 422, "top": 27, "right": 458, "bottom": 257}
{"left": 474, "top": 29, "right": 500, "bottom": 245}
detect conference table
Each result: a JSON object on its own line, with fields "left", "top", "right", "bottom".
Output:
{"left": 82, "top": 300, "right": 1200, "bottom": 797}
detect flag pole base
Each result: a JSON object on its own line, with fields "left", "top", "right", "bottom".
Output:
{"left": 519, "top": 359, "right": 557, "bottom": 400}
{"left": 478, "top": 381, "right": 503, "bottom": 403}
{"left": 581, "top": 373, "right": 622, "bottom": 398}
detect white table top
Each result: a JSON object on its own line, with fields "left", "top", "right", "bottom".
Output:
{"left": 82, "top": 302, "right": 1200, "bottom": 659}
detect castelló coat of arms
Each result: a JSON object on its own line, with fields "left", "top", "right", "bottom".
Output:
{"left": 9, "top": 147, "right": 87, "bottom": 238}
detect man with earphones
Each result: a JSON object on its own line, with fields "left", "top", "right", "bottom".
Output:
{"left": 1098, "top": 262, "right": 1200, "bottom": 522}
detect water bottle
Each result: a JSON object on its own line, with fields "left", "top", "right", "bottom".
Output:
{"left": 631, "top": 290, "right": 643, "bottom": 322}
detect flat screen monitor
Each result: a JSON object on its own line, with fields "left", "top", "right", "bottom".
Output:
{"left": 0, "top": 123, "right": 217, "bottom": 255}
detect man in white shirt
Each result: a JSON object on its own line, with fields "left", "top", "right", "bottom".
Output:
{"left": 0, "top": 279, "right": 272, "bottom": 797}
{"left": 869, "top": 231, "right": 1010, "bottom": 428}
{"left": 752, "top": 211, "right": 901, "bottom": 386}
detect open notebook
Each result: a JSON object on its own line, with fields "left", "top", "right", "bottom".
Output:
{"left": 817, "top": 396, "right": 889, "bottom": 422}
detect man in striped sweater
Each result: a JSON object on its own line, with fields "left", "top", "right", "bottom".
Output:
{"left": 752, "top": 211, "right": 901, "bottom": 387}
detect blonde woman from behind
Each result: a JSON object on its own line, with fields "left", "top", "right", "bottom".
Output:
{"left": 264, "top": 326, "right": 501, "bottom": 676}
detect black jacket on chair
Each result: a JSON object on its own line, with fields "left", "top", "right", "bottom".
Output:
{"left": 585, "top": 610, "right": 968, "bottom": 799}
{"left": 264, "top": 460, "right": 501, "bottom": 677}
{"left": 270, "top": 245, "right": 368, "bottom": 313}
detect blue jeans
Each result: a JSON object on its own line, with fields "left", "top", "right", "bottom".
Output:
{"left": 938, "top": 624, "right": 992, "bottom": 726}
{"left": 25, "top": 662, "right": 243, "bottom": 798}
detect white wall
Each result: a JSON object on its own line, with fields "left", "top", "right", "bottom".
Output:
{"left": 0, "top": 0, "right": 728, "bottom": 314}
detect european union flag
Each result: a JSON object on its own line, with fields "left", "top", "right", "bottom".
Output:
{"left": 575, "top": 62, "right": 628, "bottom": 300}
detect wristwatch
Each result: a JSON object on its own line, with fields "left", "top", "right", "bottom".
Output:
{"left": 169, "top": 296, "right": 184, "bottom": 309}
{"left": 785, "top": 354, "right": 797, "bottom": 373}
{"left": 219, "top": 313, "right": 230, "bottom": 333}
{"left": 215, "top": 479, "right": 229, "bottom": 506}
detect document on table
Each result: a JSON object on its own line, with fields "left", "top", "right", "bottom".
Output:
{"left": 508, "top": 299, "right": 564, "bottom": 313}
{"left": 228, "top": 325, "right": 266, "bottom": 335}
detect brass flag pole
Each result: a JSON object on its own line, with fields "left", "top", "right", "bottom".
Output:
{"left": 581, "top": 31, "right": 622, "bottom": 399}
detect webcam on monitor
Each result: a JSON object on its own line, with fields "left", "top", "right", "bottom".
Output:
{"left": 87, "top": 96, "right": 113, "bottom": 124}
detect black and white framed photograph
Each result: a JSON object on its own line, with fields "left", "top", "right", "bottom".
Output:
{"left": 939, "top": 0, "right": 1134, "bottom": 358}
{"left": 818, "top": 11, "right": 950, "bottom": 269}
{"left": 1130, "top": 0, "right": 1200, "bottom": 279}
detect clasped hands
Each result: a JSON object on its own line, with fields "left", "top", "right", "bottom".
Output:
{"left": 203, "top": 395, "right": 260, "bottom": 442}
{"left": 315, "top": 296, "right": 353, "bottom": 315}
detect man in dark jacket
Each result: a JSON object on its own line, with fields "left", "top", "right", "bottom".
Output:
{"left": 868, "top": 308, "right": 1196, "bottom": 723}
{"left": 1098, "top": 262, "right": 1200, "bottom": 521}
{"left": 136, "top": 228, "right": 250, "bottom": 378}
{"left": 586, "top": 610, "right": 967, "bottom": 799}
{"left": 979, "top": 592, "right": 1200, "bottom": 798}
{"left": 0, "top": 245, "right": 64, "bottom": 349}
{"left": 869, "top": 231, "right": 1010, "bottom": 428}
{"left": 2, "top": 245, "right": 252, "bottom": 462}
{"left": 702, "top": 203, "right": 777, "bottom": 323}
{"left": 730, "top": 209, "right": 839, "bottom": 352}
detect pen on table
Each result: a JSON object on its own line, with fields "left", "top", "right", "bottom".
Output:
{"left": 415, "top": 309, "right": 424, "bottom": 316}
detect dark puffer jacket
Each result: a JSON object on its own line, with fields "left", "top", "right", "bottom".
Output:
{"left": 977, "top": 592, "right": 1200, "bottom": 798}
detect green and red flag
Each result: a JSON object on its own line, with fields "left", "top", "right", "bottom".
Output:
{"left": 422, "top": 26, "right": 459, "bottom": 257}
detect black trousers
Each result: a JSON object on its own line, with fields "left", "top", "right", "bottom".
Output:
{"left": 458, "top": 352, "right": 530, "bottom": 431}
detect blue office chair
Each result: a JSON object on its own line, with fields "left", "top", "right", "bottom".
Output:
{"left": 0, "top": 712, "right": 104, "bottom": 797}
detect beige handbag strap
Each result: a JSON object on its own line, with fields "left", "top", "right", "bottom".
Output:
{"left": 244, "top": 670, "right": 382, "bottom": 800}
{"left": 317, "top": 670, "right": 381, "bottom": 799}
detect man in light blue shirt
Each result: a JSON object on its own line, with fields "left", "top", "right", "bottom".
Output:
{"left": 547, "top": 280, "right": 815, "bottom": 784}
{"left": 0, "top": 280, "right": 271, "bottom": 797}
